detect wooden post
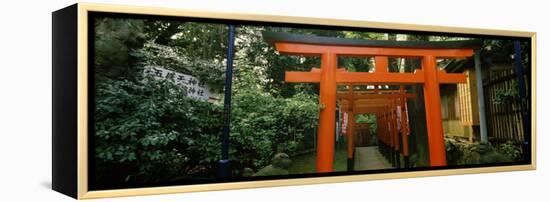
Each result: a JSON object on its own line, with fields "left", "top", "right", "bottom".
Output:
{"left": 377, "top": 112, "right": 383, "bottom": 144}
{"left": 347, "top": 85, "right": 355, "bottom": 171}
{"left": 391, "top": 99, "right": 400, "bottom": 167}
{"left": 392, "top": 99, "right": 399, "bottom": 152}
{"left": 422, "top": 55, "right": 447, "bottom": 166}
{"left": 400, "top": 86, "right": 410, "bottom": 156}
{"left": 399, "top": 86, "right": 410, "bottom": 167}
{"left": 474, "top": 50, "right": 488, "bottom": 143}
{"left": 317, "top": 53, "right": 338, "bottom": 172}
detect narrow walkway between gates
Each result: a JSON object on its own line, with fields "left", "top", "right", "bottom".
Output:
{"left": 354, "top": 146, "right": 393, "bottom": 170}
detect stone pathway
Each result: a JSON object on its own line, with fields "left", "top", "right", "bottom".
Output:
{"left": 354, "top": 146, "right": 393, "bottom": 170}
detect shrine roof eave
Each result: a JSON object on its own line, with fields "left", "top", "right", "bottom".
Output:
{"left": 262, "top": 31, "right": 483, "bottom": 50}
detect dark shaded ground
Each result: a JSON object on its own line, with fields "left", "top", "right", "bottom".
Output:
{"left": 289, "top": 148, "right": 347, "bottom": 174}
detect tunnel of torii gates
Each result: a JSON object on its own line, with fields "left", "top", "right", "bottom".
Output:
{"left": 339, "top": 85, "right": 416, "bottom": 170}
{"left": 263, "top": 32, "right": 481, "bottom": 172}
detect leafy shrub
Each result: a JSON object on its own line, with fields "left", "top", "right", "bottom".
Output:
{"left": 230, "top": 90, "right": 318, "bottom": 170}
{"left": 94, "top": 17, "right": 146, "bottom": 79}
{"left": 497, "top": 141, "right": 523, "bottom": 161}
{"left": 94, "top": 76, "right": 223, "bottom": 187}
{"left": 253, "top": 153, "right": 292, "bottom": 176}
{"left": 94, "top": 75, "right": 319, "bottom": 186}
{"left": 445, "top": 137, "right": 515, "bottom": 165}
{"left": 493, "top": 88, "right": 518, "bottom": 104}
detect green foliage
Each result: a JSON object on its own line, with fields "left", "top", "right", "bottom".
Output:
{"left": 355, "top": 114, "right": 376, "bottom": 124}
{"left": 235, "top": 26, "right": 354, "bottom": 97}
{"left": 493, "top": 80, "right": 519, "bottom": 105}
{"left": 131, "top": 21, "right": 228, "bottom": 90}
{"left": 230, "top": 90, "right": 318, "bottom": 169}
{"left": 94, "top": 76, "right": 223, "bottom": 185}
{"left": 343, "top": 31, "right": 386, "bottom": 40}
{"left": 253, "top": 153, "right": 292, "bottom": 176}
{"left": 355, "top": 114, "right": 378, "bottom": 141}
{"left": 483, "top": 40, "right": 529, "bottom": 65}
{"left": 145, "top": 21, "right": 228, "bottom": 61}
{"left": 94, "top": 72, "right": 318, "bottom": 184}
{"left": 497, "top": 141, "right": 522, "bottom": 161}
{"left": 445, "top": 138, "right": 516, "bottom": 165}
{"left": 228, "top": 30, "right": 320, "bottom": 172}
{"left": 94, "top": 17, "right": 146, "bottom": 79}
{"left": 493, "top": 88, "right": 518, "bottom": 104}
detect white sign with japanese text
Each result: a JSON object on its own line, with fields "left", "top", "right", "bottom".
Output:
{"left": 145, "top": 66, "right": 214, "bottom": 101}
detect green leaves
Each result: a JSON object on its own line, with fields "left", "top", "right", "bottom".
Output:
{"left": 229, "top": 90, "right": 318, "bottom": 169}
{"left": 444, "top": 138, "right": 518, "bottom": 165}
{"left": 94, "top": 77, "right": 223, "bottom": 185}
{"left": 94, "top": 17, "right": 146, "bottom": 80}
{"left": 497, "top": 141, "right": 522, "bottom": 161}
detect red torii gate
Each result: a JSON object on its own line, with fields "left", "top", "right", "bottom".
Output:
{"left": 340, "top": 87, "right": 416, "bottom": 168}
{"left": 264, "top": 32, "right": 477, "bottom": 172}
{"left": 338, "top": 90, "right": 416, "bottom": 167}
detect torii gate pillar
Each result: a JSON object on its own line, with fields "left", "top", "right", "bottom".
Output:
{"left": 317, "top": 53, "right": 338, "bottom": 172}
{"left": 422, "top": 55, "right": 447, "bottom": 166}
